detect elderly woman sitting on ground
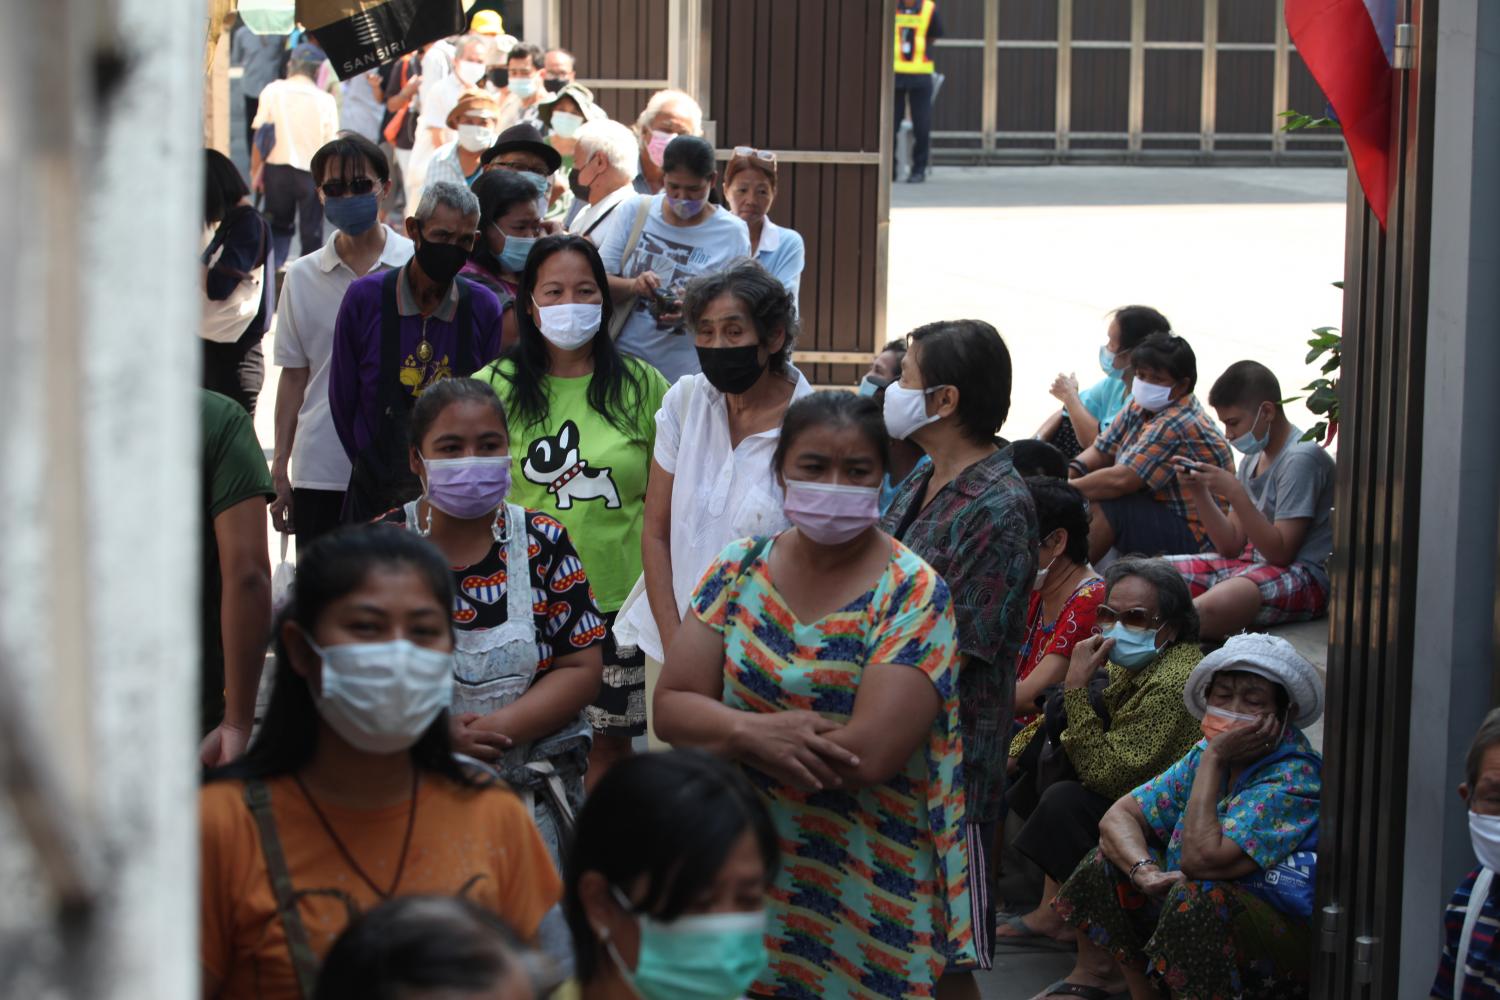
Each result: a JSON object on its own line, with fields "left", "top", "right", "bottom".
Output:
{"left": 1043, "top": 632, "right": 1323, "bottom": 1000}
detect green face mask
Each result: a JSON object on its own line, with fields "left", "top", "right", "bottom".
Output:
{"left": 607, "top": 887, "right": 769, "bottom": 1000}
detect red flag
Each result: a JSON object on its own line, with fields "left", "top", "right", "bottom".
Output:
{"left": 1286, "top": 0, "right": 1396, "bottom": 227}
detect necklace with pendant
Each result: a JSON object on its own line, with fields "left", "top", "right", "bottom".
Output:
{"left": 415, "top": 317, "right": 433, "bottom": 364}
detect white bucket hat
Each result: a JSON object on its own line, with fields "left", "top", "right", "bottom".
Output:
{"left": 1184, "top": 633, "right": 1323, "bottom": 728}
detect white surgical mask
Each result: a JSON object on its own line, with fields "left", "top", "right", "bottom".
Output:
{"left": 1132, "top": 378, "right": 1175, "bottom": 413}
{"left": 457, "top": 124, "right": 497, "bottom": 153}
{"left": 534, "top": 301, "right": 602, "bottom": 350}
{"left": 883, "top": 383, "right": 945, "bottom": 441}
{"left": 550, "top": 110, "right": 584, "bottom": 138}
{"left": 1471, "top": 811, "right": 1500, "bottom": 872}
{"left": 455, "top": 59, "right": 486, "bottom": 86}
{"left": 308, "top": 638, "right": 454, "bottom": 754}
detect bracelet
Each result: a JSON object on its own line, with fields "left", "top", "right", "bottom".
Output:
{"left": 1068, "top": 459, "right": 1088, "bottom": 477}
{"left": 1127, "top": 858, "right": 1157, "bottom": 882}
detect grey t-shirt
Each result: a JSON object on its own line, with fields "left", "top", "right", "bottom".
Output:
{"left": 1237, "top": 430, "right": 1336, "bottom": 586}
{"left": 599, "top": 193, "right": 751, "bottom": 383}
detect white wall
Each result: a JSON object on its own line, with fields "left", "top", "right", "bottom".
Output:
{"left": 0, "top": 0, "right": 201, "bottom": 994}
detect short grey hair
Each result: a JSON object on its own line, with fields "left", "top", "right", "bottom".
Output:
{"left": 682, "top": 260, "right": 798, "bottom": 374}
{"left": 634, "top": 88, "right": 703, "bottom": 136}
{"left": 457, "top": 33, "right": 495, "bottom": 64}
{"left": 1468, "top": 707, "right": 1500, "bottom": 790}
{"left": 574, "top": 120, "right": 640, "bottom": 179}
{"left": 1103, "top": 557, "right": 1200, "bottom": 644}
{"left": 414, "top": 181, "right": 481, "bottom": 224}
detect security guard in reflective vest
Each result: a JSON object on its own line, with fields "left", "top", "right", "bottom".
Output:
{"left": 894, "top": 0, "right": 943, "bottom": 183}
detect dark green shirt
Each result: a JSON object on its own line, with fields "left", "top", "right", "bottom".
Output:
{"left": 200, "top": 390, "right": 274, "bottom": 734}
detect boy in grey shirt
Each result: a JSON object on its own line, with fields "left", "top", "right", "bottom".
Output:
{"left": 1164, "top": 360, "right": 1336, "bottom": 638}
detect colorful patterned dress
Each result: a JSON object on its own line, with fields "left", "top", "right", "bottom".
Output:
{"left": 690, "top": 536, "right": 975, "bottom": 999}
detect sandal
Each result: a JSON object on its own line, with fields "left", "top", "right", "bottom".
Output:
{"left": 994, "top": 913, "right": 1076, "bottom": 951}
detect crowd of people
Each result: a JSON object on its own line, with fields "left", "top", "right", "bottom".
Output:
{"left": 185, "top": 11, "right": 1451, "bottom": 1000}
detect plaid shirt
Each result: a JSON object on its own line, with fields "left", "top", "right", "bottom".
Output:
{"left": 1095, "top": 395, "right": 1233, "bottom": 543}
{"left": 881, "top": 448, "right": 1039, "bottom": 823}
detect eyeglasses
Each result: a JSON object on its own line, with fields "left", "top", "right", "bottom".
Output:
{"left": 493, "top": 160, "right": 547, "bottom": 176}
{"left": 320, "top": 177, "right": 378, "bottom": 198}
{"left": 732, "top": 146, "right": 777, "bottom": 163}
{"left": 1094, "top": 605, "right": 1162, "bottom": 630}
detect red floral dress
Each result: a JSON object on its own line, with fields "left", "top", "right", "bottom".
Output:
{"left": 1014, "top": 578, "right": 1105, "bottom": 725}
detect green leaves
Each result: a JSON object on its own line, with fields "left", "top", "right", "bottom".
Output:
{"left": 1279, "top": 109, "right": 1341, "bottom": 132}
{"left": 1295, "top": 319, "right": 1341, "bottom": 444}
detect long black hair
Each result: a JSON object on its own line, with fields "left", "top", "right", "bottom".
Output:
{"left": 494, "top": 234, "right": 651, "bottom": 445}
{"left": 204, "top": 148, "right": 250, "bottom": 226}
{"left": 315, "top": 896, "right": 528, "bottom": 1000}
{"left": 206, "top": 525, "right": 480, "bottom": 787}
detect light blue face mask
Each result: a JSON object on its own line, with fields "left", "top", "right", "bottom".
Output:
{"left": 521, "top": 170, "right": 551, "bottom": 198}
{"left": 1102, "top": 621, "right": 1163, "bottom": 670}
{"left": 607, "top": 887, "right": 769, "bottom": 1000}
{"left": 1100, "top": 345, "right": 1121, "bottom": 379}
{"left": 1231, "top": 405, "right": 1272, "bottom": 456}
{"left": 495, "top": 231, "right": 537, "bottom": 273}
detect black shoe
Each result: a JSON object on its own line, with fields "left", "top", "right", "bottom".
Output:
{"left": 908, "top": 170, "right": 927, "bottom": 183}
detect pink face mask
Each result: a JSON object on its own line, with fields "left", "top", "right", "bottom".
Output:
{"left": 783, "top": 480, "right": 880, "bottom": 546}
{"left": 422, "top": 456, "right": 512, "bottom": 519}
{"left": 646, "top": 129, "right": 674, "bottom": 167}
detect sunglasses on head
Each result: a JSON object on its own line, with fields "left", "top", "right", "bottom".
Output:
{"left": 1094, "top": 605, "right": 1162, "bottom": 631}
{"left": 320, "top": 177, "right": 378, "bottom": 198}
{"left": 732, "top": 146, "right": 777, "bottom": 163}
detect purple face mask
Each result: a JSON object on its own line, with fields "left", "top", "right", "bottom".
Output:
{"left": 783, "top": 480, "right": 880, "bottom": 546}
{"left": 668, "top": 195, "right": 707, "bottom": 220}
{"left": 422, "top": 456, "right": 512, "bottom": 519}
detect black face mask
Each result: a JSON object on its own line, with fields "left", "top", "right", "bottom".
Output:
{"left": 414, "top": 234, "right": 469, "bottom": 286}
{"left": 696, "top": 344, "right": 766, "bottom": 395}
{"left": 488, "top": 67, "right": 509, "bottom": 89}
{"left": 568, "top": 166, "right": 590, "bottom": 201}
{"left": 543, "top": 77, "right": 566, "bottom": 93}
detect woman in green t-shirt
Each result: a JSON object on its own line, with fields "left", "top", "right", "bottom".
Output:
{"left": 477, "top": 234, "right": 670, "bottom": 787}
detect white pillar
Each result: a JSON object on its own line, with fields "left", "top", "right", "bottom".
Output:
{"left": 0, "top": 0, "right": 201, "bottom": 994}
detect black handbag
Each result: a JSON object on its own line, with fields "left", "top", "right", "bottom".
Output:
{"left": 1010, "top": 670, "right": 1113, "bottom": 814}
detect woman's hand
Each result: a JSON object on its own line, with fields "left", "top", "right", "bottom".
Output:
{"left": 450, "top": 712, "right": 514, "bottom": 762}
{"left": 1206, "top": 711, "right": 1281, "bottom": 765}
{"left": 731, "top": 710, "right": 861, "bottom": 793}
{"left": 1049, "top": 372, "right": 1081, "bottom": 403}
{"left": 1131, "top": 865, "right": 1187, "bottom": 897}
{"left": 631, "top": 270, "right": 661, "bottom": 298}
{"left": 1064, "top": 633, "right": 1114, "bottom": 690}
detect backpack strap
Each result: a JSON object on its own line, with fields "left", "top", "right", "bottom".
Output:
{"left": 608, "top": 197, "right": 654, "bottom": 341}
{"left": 243, "top": 780, "right": 320, "bottom": 999}
{"left": 453, "top": 276, "right": 476, "bottom": 375}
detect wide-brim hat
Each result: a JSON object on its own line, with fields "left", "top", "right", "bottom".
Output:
{"left": 480, "top": 121, "right": 563, "bottom": 173}
{"left": 1184, "top": 633, "right": 1324, "bottom": 728}
{"left": 445, "top": 88, "right": 502, "bottom": 131}
{"left": 536, "top": 82, "right": 606, "bottom": 128}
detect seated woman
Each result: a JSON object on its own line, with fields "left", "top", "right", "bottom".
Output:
{"left": 1035, "top": 305, "right": 1171, "bottom": 458}
{"left": 377, "top": 378, "right": 605, "bottom": 865}
{"left": 556, "top": 750, "right": 780, "bottom": 1000}
{"left": 655, "top": 391, "right": 976, "bottom": 998}
{"left": 1002, "top": 558, "right": 1203, "bottom": 947}
{"left": 1068, "top": 332, "right": 1234, "bottom": 562}
{"left": 200, "top": 525, "right": 561, "bottom": 999}
{"left": 1014, "top": 477, "right": 1104, "bottom": 727}
{"left": 721, "top": 146, "right": 805, "bottom": 310}
{"left": 1047, "top": 632, "right": 1323, "bottom": 1000}
{"left": 316, "top": 896, "right": 545, "bottom": 1000}
{"left": 464, "top": 168, "right": 546, "bottom": 348}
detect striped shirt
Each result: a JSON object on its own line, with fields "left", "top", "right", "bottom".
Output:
{"left": 1434, "top": 868, "right": 1500, "bottom": 999}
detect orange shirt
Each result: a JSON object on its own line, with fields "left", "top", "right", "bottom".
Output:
{"left": 200, "top": 772, "right": 561, "bottom": 999}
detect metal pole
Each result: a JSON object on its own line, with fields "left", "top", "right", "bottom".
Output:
{"left": 1199, "top": 0, "right": 1217, "bottom": 154}
{"left": 1272, "top": 0, "right": 1291, "bottom": 157}
{"left": 1055, "top": 0, "right": 1073, "bottom": 156}
{"left": 1128, "top": 0, "right": 1146, "bottom": 154}
{"left": 981, "top": 0, "right": 998, "bottom": 155}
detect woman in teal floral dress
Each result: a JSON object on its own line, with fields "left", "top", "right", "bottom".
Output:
{"left": 655, "top": 392, "right": 974, "bottom": 999}
{"left": 1047, "top": 633, "right": 1323, "bottom": 1000}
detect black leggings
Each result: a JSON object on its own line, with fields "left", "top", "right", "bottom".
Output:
{"left": 202, "top": 338, "right": 265, "bottom": 417}
{"left": 1012, "top": 780, "right": 1116, "bottom": 884}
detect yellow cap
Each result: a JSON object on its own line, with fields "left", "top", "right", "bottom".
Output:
{"left": 469, "top": 9, "right": 504, "bottom": 35}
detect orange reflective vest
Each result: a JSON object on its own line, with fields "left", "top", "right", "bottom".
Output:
{"left": 894, "top": 0, "right": 936, "bottom": 74}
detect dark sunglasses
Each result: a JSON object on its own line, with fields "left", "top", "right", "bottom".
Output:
{"left": 320, "top": 177, "right": 378, "bottom": 198}
{"left": 1094, "top": 605, "right": 1162, "bottom": 631}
